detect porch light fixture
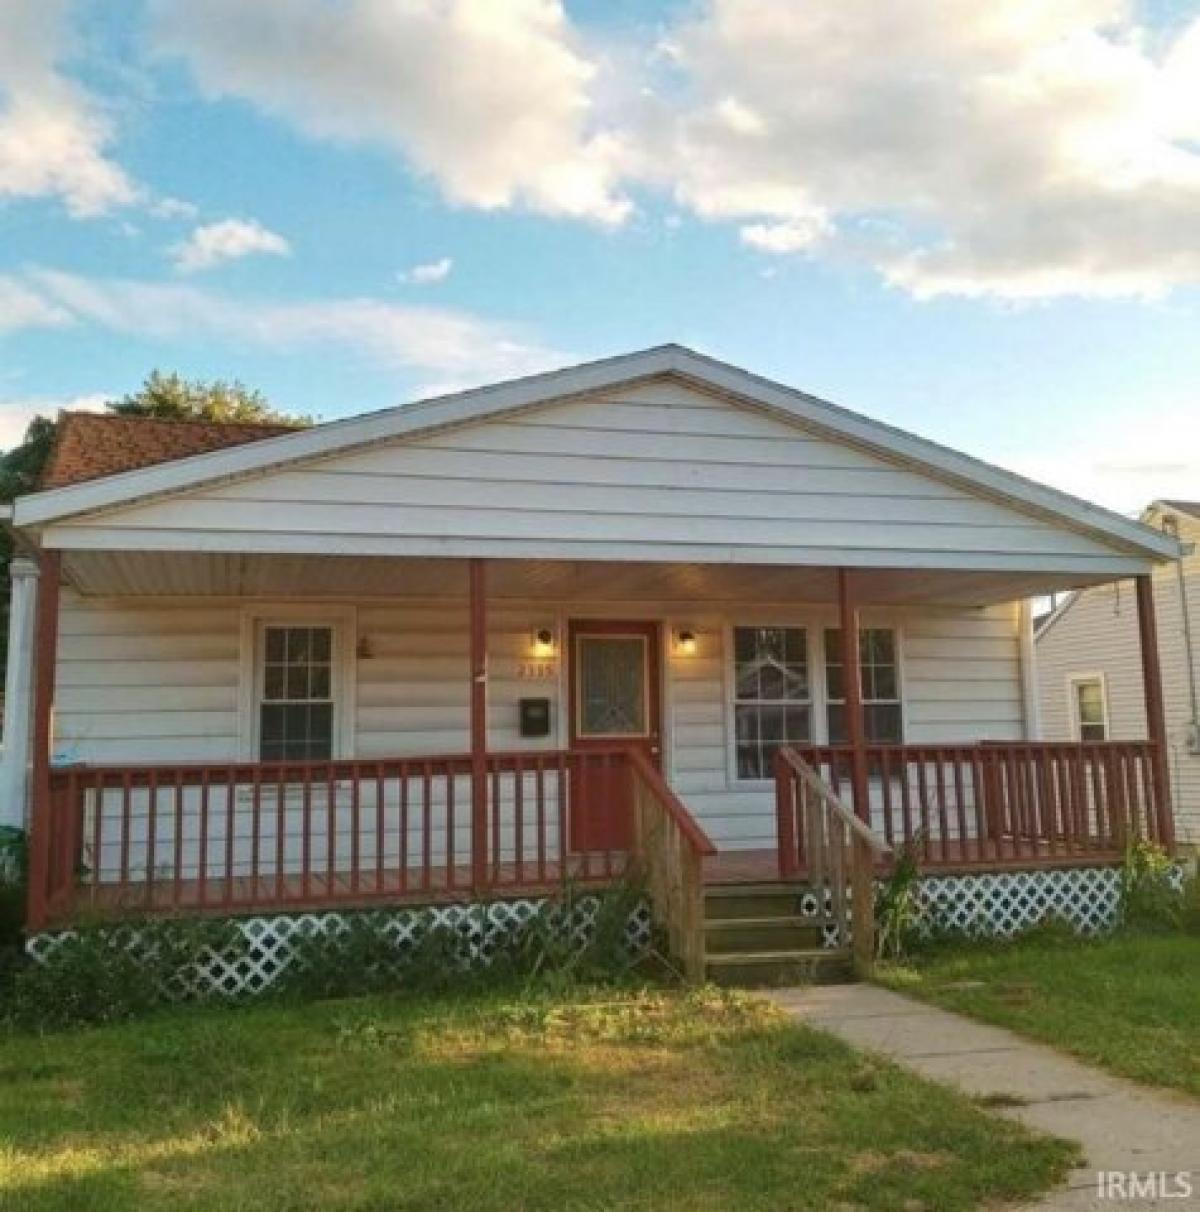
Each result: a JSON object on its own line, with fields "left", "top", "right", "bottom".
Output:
{"left": 675, "top": 629, "right": 698, "bottom": 656}
{"left": 356, "top": 636, "right": 374, "bottom": 659}
{"left": 531, "top": 627, "right": 557, "bottom": 658}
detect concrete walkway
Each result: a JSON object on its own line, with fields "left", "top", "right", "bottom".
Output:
{"left": 768, "top": 984, "right": 1200, "bottom": 1210}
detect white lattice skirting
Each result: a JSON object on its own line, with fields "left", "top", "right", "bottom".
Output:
{"left": 27, "top": 895, "right": 654, "bottom": 1001}
{"left": 912, "top": 866, "right": 1124, "bottom": 940}
{"left": 804, "top": 863, "right": 1186, "bottom": 948}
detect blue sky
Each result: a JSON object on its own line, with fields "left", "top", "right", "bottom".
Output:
{"left": 2, "top": 0, "right": 1200, "bottom": 512}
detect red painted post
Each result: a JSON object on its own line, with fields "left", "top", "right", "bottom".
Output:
{"left": 469, "top": 558, "right": 489, "bottom": 891}
{"left": 1134, "top": 574, "right": 1173, "bottom": 850}
{"left": 838, "top": 569, "right": 870, "bottom": 823}
{"left": 25, "top": 549, "right": 61, "bottom": 931}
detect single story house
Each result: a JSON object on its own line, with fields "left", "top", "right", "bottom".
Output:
{"left": 1037, "top": 499, "right": 1200, "bottom": 848}
{"left": 0, "top": 346, "right": 1182, "bottom": 978}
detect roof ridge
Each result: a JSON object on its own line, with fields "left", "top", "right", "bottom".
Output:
{"left": 59, "top": 410, "right": 301, "bottom": 430}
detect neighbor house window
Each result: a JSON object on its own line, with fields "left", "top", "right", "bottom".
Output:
{"left": 733, "top": 626, "right": 811, "bottom": 779}
{"left": 825, "top": 627, "right": 903, "bottom": 744}
{"left": 259, "top": 625, "right": 335, "bottom": 760}
{"left": 1071, "top": 676, "right": 1108, "bottom": 742}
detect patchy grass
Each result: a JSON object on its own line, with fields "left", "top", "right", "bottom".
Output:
{"left": 879, "top": 933, "right": 1200, "bottom": 1098}
{"left": 0, "top": 985, "right": 1075, "bottom": 1210}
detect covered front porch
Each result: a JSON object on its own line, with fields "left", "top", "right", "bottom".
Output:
{"left": 16, "top": 550, "right": 1174, "bottom": 939}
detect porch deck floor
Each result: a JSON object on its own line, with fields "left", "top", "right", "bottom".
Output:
{"left": 54, "top": 839, "right": 1123, "bottom": 925}
{"left": 59, "top": 856, "right": 628, "bottom": 922}
{"left": 703, "top": 841, "right": 1122, "bottom": 886}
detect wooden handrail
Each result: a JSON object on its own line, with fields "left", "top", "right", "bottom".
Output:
{"left": 777, "top": 748, "right": 892, "bottom": 859}
{"left": 35, "top": 745, "right": 718, "bottom": 947}
{"left": 626, "top": 748, "right": 713, "bottom": 982}
{"left": 625, "top": 749, "right": 718, "bottom": 857}
{"left": 777, "top": 740, "right": 1166, "bottom": 869}
{"left": 775, "top": 746, "right": 890, "bottom": 975}
{"left": 37, "top": 748, "right": 658, "bottom": 926}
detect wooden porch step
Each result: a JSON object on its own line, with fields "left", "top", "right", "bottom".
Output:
{"left": 705, "top": 916, "right": 823, "bottom": 954}
{"left": 705, "top": 948, "right": 853, "bottom": 988}
{"left": 704, "top": 884, "right": 810, "bottom": 922}
{"left": 701, "top": 882, "right": 852, "bottom": 985}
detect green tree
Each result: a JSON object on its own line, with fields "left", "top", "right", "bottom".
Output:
{"left": 0, "top": 374, "right": 307, "bottom": 670}
{"left": 0, "top": 416, "right": 57, "bottom": 504}
{"left": 108, "top": 370, "right": 306, "bottom": 424}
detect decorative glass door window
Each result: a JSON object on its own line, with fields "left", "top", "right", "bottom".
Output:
{"left": 259, "top": 625, "right": 335, "bottom": 760}
{"left": 733, "top": 626, "right": 811, "bottom": 779}
{"left": 576, "top": 636, "right": 648, "bottom": 736}
{"left": 825, "top": 627, "right": 903, "bottom": 744}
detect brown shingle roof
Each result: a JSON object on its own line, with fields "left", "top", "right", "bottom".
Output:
{"left": 41, "top": 412, "right": 300, "bottom": 490}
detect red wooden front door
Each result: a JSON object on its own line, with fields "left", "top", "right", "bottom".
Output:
{"left": 568, "top": 620, "right": 662, "bottom": 851}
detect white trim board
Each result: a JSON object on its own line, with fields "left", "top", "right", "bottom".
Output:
{"left": 13, "top": 345, "right": 1180, "bottom": 563}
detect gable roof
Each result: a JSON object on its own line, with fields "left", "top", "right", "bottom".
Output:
{"left": 1033, "top": 589, "right": 1082, "bottom": 641}
{"left": 10, "top": 344, "right": 1180, "bottom": 560}
{"left": 1156, "top": 500, "right": 1200, "bottom": 521}
{"left": 1037, "top": 496, "right": 1197, "bottom": 640}
{"left": 41, "top": 412, "right": 300, "bottom": 490}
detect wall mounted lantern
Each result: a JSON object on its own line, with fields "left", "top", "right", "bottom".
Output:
{"left": 531, "top": 626, "right": 557, "bottom": 658}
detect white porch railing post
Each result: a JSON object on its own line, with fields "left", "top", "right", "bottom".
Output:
{"left": 0, "top": 556, "right": 40, "bottom": 832}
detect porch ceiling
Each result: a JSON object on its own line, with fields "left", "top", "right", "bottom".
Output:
{"left": 62, "top": 550, "right": 1125, "bottom": 607}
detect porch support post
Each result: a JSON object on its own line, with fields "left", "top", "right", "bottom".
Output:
{"left": 25, "top": 549, "right": 61, "bottom": 932}
{"left": 838, "top": 568, "right": 876, "bottom": 974}
{"left": 0, "top": 557, "right": 40, "bottom": 832}
{"left": 469, "top": 558, "right": 489, "bottom": 892}
{"left": 1134, "top": 573, "right": 1173, "bottom": 849}
{"left": 837, "top": 569, "right": 869, "bottom": 823}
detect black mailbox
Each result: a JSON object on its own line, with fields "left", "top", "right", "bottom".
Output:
{"left": 518, "top": 697, "right": 552, "bottom": 738}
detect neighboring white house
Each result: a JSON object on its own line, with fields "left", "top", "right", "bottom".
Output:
{"left": 1036, "top": 500, "right": 1200, "bottom": 847}
{"left": 0, "top": 345, "right": 1181, "bottom": 934}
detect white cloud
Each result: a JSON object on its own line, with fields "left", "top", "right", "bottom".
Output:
{"left": 145, "top": 0, "right": 1200, "bottom": 300}
{"left": 399, "top": 256, "right": 454, "bottom": 285}
{"left": 635, "top": 0, "right": 1200, "bottom": 299}
{"left": 0, "top": 275, "right": 74, "bottom": 332}
{"left": 0, "top": 0, "right": 136, "bottom": 217}
{"left": 172, "top": 218, "right": 292, "bottom": 272}
{"left": 7, "top": 0, "right": 1195, "bottom": 302}
{"left": 148, "top": 195, "right": 198, "bottom": 221}
{"left": 149, "top": 0, "right": 629, "bottom": 225}
{"left": 740, "top": 215, "right": 831, "bottom": 254}
{"left": 0, "top": 392, "right": 108, "bottom": 451}
{"left": 3, "top": 268, "right": 568, "bottom": 386}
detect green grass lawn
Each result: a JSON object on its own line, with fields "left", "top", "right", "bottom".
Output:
{"left": 0, "top": 985, "right": 1075, "bottom": 1211}
{"left": 878, "top": 933, "right": 1200, "bottom": 1098}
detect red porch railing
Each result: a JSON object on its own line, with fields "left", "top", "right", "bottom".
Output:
{"left": 775, "top": 741, "right": 1170, "bottom": 879}
{"left": 36, "top": 748, "right": 676, "bottom": 926}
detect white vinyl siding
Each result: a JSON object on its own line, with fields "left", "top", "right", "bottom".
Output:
{"left": 53, "top": 590, "right": 1024, "bottom": 853}
{"left": 54, "top": 594, "right": 241, "bottom": 764}
{"left": 52, "top": 379, "right": 1143, "bottom": 574}
{"left": 1037, "top": 507, "right": 1200, "bottom": 844}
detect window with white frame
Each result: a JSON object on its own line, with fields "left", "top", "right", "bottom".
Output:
{"left": 1071, "top": 676, "right": 1107, "bottom": 742}
{"left": 258, "top": 624, "right": 336, "bottom": 760}
{"left": 733, "top": 626, "right": 812, "bottom": 779}
{"left": 824, "top": 627, "right": 903, "bottom": 744}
